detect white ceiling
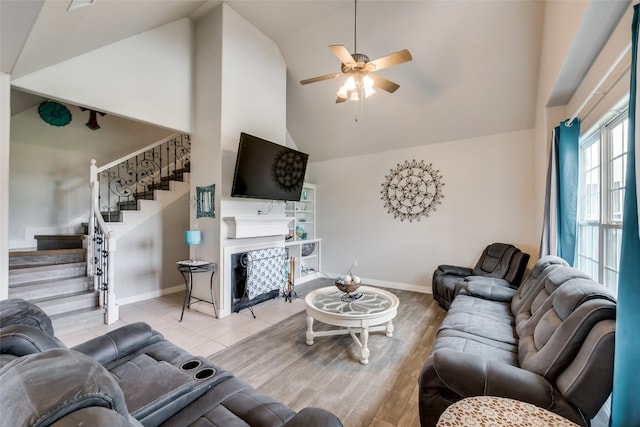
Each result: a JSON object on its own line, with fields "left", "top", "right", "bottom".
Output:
{"left": 0, "top": 0, "right": 630, "bottom": 162}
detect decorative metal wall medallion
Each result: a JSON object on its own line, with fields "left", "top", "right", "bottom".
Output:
{"left": 380, "top": 159, "right": 444, "bottom": 222}
{"left": 272, "top": 149, "right": 306, "bottom": 192}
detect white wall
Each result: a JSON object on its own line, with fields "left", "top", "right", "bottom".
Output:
{"left": 11, "top": 19, "right": 193, "bottom": 132}
{"left": 1, "top": 73, "right": 10, "bottom": 299}
{"left": 531, "top": 1, "right": 590, "bottom": 242}
{"left": 9, "top": 143, "right": 88, "bottom": 247}
{"left": 9, "top": 103, "right": 175, "bottom": 248}
{"left": 191, "top": 4, "right": 287, "bottom": 316}
{"left": 308, "top": 129, "right": 537, "bottom": 292}
{"left": 114, "top": 194, "right": 189, "bottom": 302}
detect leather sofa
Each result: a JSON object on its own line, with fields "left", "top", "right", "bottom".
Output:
{"left": 432, "top": 242, "right": 530, "bottom": 310}
{"left": 419, "top": 255, "right": 616, "bottom": 426}
{"left": 0, "top": 298, "right": 343, "bottom": 427}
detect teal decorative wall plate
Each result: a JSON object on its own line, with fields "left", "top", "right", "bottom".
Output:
{"left": 38, "top": 101, "right": 72, "bottom": 126}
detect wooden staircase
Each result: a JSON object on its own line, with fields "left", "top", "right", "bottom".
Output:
{"left": 8, "top": 235, "right": 103, "bottom": 335}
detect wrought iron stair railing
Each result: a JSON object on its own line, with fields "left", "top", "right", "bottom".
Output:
{"left": 88, "top": 133, "right": 191, "bottom": 324}
{"left": 97, "top": 133, "right": 191, "bottom": 221}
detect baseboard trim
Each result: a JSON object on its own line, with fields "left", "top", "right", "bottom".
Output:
{"left": 322, "top": 271, "right": 431, "bottom": 294}
{"left": 117, "top": 284, "right": 184, "bottom": 306}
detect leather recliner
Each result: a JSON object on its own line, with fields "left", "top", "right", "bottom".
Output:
{"left": 0, "top": 298, "right": 343, "bottom": 427}
{"left": 432, "top": 242, "right": 530, "bottom": 310}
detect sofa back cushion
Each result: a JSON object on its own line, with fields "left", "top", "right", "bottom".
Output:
{"left": 472, "top": 243, "right": 518, "bottom": 278}
{"left": 0, "top": 298, "right": 55, "bottom": 338}
{"left": 1, "top": 324, "right": 64, "bottom": 359}
{"left": 0, "top": 348, "right": 131, "bottom": 427}
{"left": 515, "top": 267, "right": 591, "bottom": 335}
{"left": 518, "top": 279, "right": 616, "bottom": 382}
{"left": 510, "top": 256, "right": 569, "bottom": 315}
{"left": 530, "top": 255, "right": 569, "bottom": 278}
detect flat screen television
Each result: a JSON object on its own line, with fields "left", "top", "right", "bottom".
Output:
{"left": 231, "top": 132, "right": 309, "bottom": 202}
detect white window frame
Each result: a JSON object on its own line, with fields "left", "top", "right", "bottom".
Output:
{"left": 576, "top": 109, "right": 628, "bottom": 297}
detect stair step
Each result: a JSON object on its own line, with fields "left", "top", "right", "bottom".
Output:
{"left": 51, "top": 307, "right": 105, "bottom": 336}
{"left": 9, "top": 248, "right": 85, "bottom": 268}
{"left": 34, "top": 290, "right": 99, "bottom": 317}
{"left": 9, "top": 276, "right": 94, "bottom": 301}
{"left": 9, "top": 262, "right": 87, "bottom": 286}
{"left": 101, "top": 211, "right": 123, "bottom": 222}
{"left": 35, "top": 234, "right": 84, "bottom": 250}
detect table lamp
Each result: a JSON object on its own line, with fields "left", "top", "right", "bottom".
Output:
{"left": 184, "top": 230, "right": 201, "bottom": 262}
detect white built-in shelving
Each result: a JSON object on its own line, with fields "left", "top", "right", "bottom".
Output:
{"left": 285, "top": 183, "right": 321, "bottom": 284}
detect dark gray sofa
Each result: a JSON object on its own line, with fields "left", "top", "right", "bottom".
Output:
{"left": 432, "top": 242, "right": 530, "bottom": 310}
{"left": 419, "top": 255, "right": 616, "bottom": 426}
{"left": 0, "top": 298, "right": 342, "bottom": 427}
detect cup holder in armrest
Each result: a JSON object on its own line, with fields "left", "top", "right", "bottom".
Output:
{"left": 194, "top": 367, "right": 216, "bottom": 380}
{"left": 180, "top": 360, "right": 202, "bottom": 371}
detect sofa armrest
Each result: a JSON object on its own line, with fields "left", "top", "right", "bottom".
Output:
{"left": 283, "top": 407, "right": 343, "bottom": 427}
{"left": 72, "top": 322, "right": 164, "bottom": 365}
{"left": 463, "top": 276, "right": 511, "bottom": 287}
{"left": 461, "top": 281, "right": 517, "bottom": 302}
{"left": 431, "top": 349, "right": 555, "bottom": 408}
{"left": 437, "top": 265, "right": 473, "bottom": 277}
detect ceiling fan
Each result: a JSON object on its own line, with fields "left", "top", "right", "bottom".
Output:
{"left": 300, "top": 0, "right": 413, "bottom": 103}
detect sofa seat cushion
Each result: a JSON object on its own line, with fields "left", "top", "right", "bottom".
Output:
{"left": 160, "top": 376, "right": 297, "bottom": 427}
{"left": 438, "top": 311, "right": 518, "bottom": 345}
{"left": 448, "top": 295, "right": 512, "bottom": 322}
{"left": 433, "top": 330, "right": 518, "bottom": 365}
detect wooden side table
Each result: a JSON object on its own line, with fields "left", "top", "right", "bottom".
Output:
{"left": 176, "top": 260, "right": 217, "bottom": 321}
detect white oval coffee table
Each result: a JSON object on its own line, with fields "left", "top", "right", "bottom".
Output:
{"left": 304, "top": 286, "right": 399, "bottom": 364}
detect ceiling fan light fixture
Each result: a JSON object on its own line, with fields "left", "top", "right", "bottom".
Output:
{"left": 363, "top": 75, "right": 375, "bottom": 97}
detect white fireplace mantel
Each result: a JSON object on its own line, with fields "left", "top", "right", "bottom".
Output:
{"left": 223, "top": 216, "right": 293, "bottom": 239}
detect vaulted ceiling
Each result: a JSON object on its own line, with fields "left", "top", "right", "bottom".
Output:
{"left": 0, "top": 0, "right": 629, "bottom": 162}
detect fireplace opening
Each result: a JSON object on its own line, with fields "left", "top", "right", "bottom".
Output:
{"left": 230, "top": 249, "right": 285, "bottom": 315}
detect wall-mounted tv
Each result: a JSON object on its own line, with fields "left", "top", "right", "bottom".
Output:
{"left": 231, "top": 132, "right": 309, "bottom": 202}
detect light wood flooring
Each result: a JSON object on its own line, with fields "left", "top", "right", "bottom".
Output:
{"left": 211, "top": 288, "right": 445, "bottom": 427}
{"left": 56, "top": 280, "right": 444, "bottom": 427}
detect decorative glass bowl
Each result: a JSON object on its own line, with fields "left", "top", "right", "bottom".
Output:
{"left": 335, "top": 280, "right": 361, "bottom": 294}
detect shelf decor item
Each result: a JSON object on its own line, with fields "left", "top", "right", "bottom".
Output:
{"left": 301, "top": 242, "right": 316, "bottom": 256}
{"left": 380, "top": 159, "right": 444, "bottom": 222}
{"left": 38, "top": 101, "right": 72, "bottom": 127}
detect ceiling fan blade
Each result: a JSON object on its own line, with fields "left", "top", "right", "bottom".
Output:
{"left": 336, "top": 95, "right": 348, "bottom": 104}
{"left": 329, "top": 45, "right": 355, "bottom": 66}
{"left": 368, "top": 73, "right": 400, "bottom": 93}
{"left": 368, "top": 49, "right": 412, "bottom": 71}
{"left": 300, "top": 72, "right": 343, "bottom": 85}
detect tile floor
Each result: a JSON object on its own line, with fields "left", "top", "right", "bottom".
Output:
{"left": 57, "top": 284, "right": 319, "bottom": 357}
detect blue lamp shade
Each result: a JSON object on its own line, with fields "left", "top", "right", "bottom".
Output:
{"left": 184, "top": 230, "right": 201, "bottom": 246}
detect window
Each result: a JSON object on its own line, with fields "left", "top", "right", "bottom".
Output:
{"left": 576, "top": 110, "right": 628, "bottom": 297}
